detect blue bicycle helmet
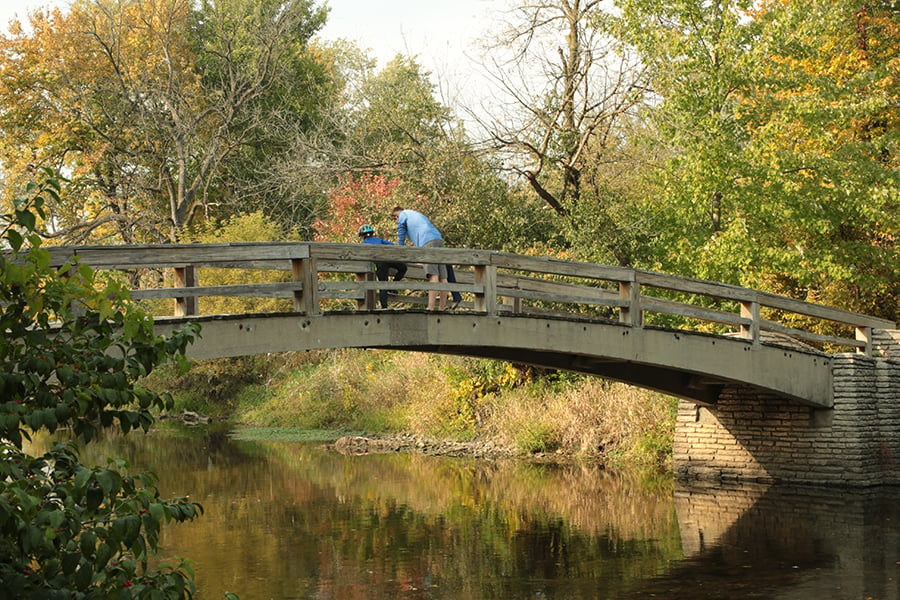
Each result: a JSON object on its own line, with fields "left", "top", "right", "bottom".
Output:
{"left": 358, "top": 224, "right": 375, "bottom": 237}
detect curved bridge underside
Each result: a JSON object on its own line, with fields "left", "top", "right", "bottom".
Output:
{"left": 154, "top": 311, "right": 834, "bottom": 408}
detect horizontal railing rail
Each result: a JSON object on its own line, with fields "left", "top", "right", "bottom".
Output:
{"left": 40, "top": 242, "right": 895, "bottom": 355}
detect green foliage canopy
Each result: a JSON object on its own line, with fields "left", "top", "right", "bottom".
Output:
{"left": 607, "top": 0, "right": 898, "bottom": 320}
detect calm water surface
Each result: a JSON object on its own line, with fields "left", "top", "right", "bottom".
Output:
{"left": 41, "top": 426, "right": 900, "bottom": 600}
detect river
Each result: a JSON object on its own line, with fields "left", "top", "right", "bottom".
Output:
{"left": 31, "top": 425, "right": 900, "bottom": 600}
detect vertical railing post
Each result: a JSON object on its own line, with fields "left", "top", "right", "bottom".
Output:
{"left": 740, "top": 298, "right": 761, "bottom": 344}
{"left": 173, "top": 265, "right": 197, "bottom": 317}
{"left": 618, "top": 278, "right": 641, "bottom": 326}
{"left": 292, "top": 257, "right": 319, "bottom": 315}
{"left": 473, "top": 264, "right": 497, "bottom": 316}
{"left": 855, "top": 326, "right": 872, "bottom": 355}
{"left": 355, "top": 268, "right": 376, "bottom": 310}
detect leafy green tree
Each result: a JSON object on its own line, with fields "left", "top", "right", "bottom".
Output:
{"left": 609, "top": 0, "right": 758, "bottom": 270}
{"left": 191, "top": 0, "right": 337, "bottom": 232}
{"left": 305, "top": 53, "right": 457, "bottom": 202}
{"left": 736, "top": 0, "right": 899, "bottom": 318}
{"left": 254, "top": 39, "right": 378, "bottom": 236}
{"left": 351, "top": 56, "right": 451, "bottom": 177}
{"left": 0, "top": 171, "right": 216, "bottom": 598}
{"left": 608, "top": 0, "right": 898, "bottom": 320}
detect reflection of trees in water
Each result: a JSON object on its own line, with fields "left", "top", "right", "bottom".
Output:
{"left": 33, "top": 428, "right": 900, "bottom": 600}
{"left": 28, "top": 423, "right": 266, "bottom": 494}
{"left": 265, "top": 441, "right": 680, "bottom": 541}
{"left": 266, "top": 449, "right": 683, "bottom": 600}
{"left": 37, "top": 428, "right": 685, "bottom": 600}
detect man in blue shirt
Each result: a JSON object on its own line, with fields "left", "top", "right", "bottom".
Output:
{"left": 358, "top": 224, "right": 407, "bottom": 309}
{"left": 392, "top": 206, "right": 448, "bottom": 310}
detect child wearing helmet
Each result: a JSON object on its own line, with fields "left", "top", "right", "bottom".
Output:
{"left": 358, "top": 224, "right": 407, "bottom": 309}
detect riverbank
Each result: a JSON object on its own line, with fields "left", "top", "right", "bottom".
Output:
{"left": 163, "top": 421, "right": 619, "bottom": 464}
{"left": 149, "top": 348, "right": 678, "bottom": 470}
{"left": 323, "top": 432, "right": 635, "bottom": 465}
{"left": 328, "top": 432, "right": 523, "bottom": 459}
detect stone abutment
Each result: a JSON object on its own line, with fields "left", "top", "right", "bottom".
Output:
{"left": 674, "top": 329, "right": 900, "bottom": 486}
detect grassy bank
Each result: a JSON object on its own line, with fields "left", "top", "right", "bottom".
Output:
{"left": 148, "top": 349, "right": 678, "bottom": 470}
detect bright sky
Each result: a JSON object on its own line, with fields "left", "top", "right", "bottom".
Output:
{"left": 0, "top": 0, "right": 63, "bottom": 27}
{"left": 318, "top": 0, "right": 498, "bottom": 110}
{"left": 320, "top": 0, "right": 493, "bottom": 67}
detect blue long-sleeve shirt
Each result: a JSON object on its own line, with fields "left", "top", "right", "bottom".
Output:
{"left": 362, "top": 236, "right": 394, "bottom": 247}
{"left": 396, "top": 209, "right": 442, "bottom": 247}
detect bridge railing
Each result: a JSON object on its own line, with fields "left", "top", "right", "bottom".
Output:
{"left": 44, "top": 242, "right": 895, "bottom": 356}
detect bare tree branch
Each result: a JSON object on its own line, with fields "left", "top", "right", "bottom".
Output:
{"left": 471, "top": 0, "right": 645, "bottom": 216}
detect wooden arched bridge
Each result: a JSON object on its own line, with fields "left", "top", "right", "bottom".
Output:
{"left": 45, "top": 242, "right": 894, "bottom": 411}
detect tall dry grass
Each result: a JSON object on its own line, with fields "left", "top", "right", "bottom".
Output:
{"left": 479, "top": 378, "right": 676, "bottom": 467}
{"left": 221, "top": 349, "right": 677, "bottom": 469}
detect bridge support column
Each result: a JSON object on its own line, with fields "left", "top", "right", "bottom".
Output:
{"left": 675, "top": 332, "right": 900, "bottom": 486}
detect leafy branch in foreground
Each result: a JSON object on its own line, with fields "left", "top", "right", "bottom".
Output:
{"left": 0, "top": 170, "right": 228, "bottom": 599}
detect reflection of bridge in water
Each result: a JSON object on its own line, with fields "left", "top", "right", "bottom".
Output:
{"left": 48, "top": 242, "right": 900, "bottom": 486}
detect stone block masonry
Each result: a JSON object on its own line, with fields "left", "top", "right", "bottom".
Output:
{"left": 674, "top": 329, "right": 900, "bottom": 486}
